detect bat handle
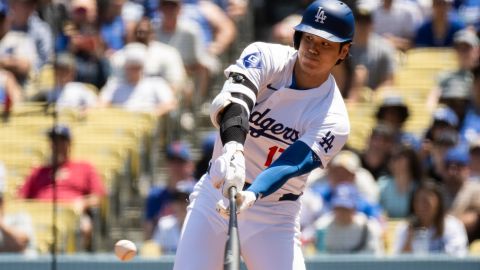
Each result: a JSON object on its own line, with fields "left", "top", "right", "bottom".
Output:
{"left": 228, "top": 186, "right": 238, "bottom": 227}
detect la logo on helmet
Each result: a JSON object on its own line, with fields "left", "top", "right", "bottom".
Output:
{"left": 315, "top": 7, "right": 327, "bottom": 24}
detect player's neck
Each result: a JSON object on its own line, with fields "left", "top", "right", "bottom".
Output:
{"left": 293, "top": 61, "right": 328, "bottom": 89}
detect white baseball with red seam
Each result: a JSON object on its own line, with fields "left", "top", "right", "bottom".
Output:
{"left": 114, "top": 240, "right": 137, "bottom": 261}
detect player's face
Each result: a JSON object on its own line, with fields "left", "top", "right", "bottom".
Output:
{"left": 297, "top": 33, "right": 350, "bottom": 74}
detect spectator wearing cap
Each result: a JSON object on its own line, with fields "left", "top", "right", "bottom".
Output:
{"left": 100, "top": 42, "right": 177, "bottom": 116}
{"left": 378, "top": 145, "right": 422, "bottom": 218}
{"left": 36, "top": 52, "right": 97, "bottom": 111}
{"left": 0, "top": 161, "right": 35, "bottom": 253}
{"left": 435, "top": 70, "right": 472, "bottom": 130}
{"left": 310, "top": 150, "right": 381, "bottom": 219}
{"left": 313, "top": 184, "right": 383, "bottom": 254}
{"left": 360, "top": 124, "right": 396, "bottom": 180}
{"left": 348, "top": 5, "right": 397, "bottom": 94}
{"left": 144, "top": 141, "right": 196, "bottom": 240}
{"left": 393, "top": 181, "right": 468, "bottom": 256}
{"left": 414, "top": 0, "right": 465, "bottom": 47}
{"left": 421, "top": 106, "right": 461, "bottom": 182}
{"left": 152, "top": 185, "right": 192, "bottom": 254}
{"left": 460, "top": 64, "right": 480, "bottom": 144}
{"left": 375, "top": 93, "right": 420, "bottom": 149}
{"left": 442, "top": 145, "right": 480, "bottom": 242}
{"left": 110, "top": 17, "right": 186, "bottom": 94}
{"left": 8, "top": 0, "right": 53, "bottom": 69}
{"left": 423, "top": 106, "right": 459, "bottom": 144}
{"left": 430, "top": 29, "right": 478, "bottom": 122}
{"left": 18, "top": 124, "right": 106, "bottom": 251}
{"left": 0, "top": 1, "right": 38, "bottom": 87}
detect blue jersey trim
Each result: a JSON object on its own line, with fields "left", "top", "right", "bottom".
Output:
{"left": 246, "top": 140, "right": 321, "bottom": 198}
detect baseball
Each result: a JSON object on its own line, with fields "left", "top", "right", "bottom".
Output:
{"left": 114, "top": 240, "right": 137, "bottom": 261}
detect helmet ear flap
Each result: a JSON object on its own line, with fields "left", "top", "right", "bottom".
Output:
{"left": 293, "top": 31, "right": 302, "bottom": 50}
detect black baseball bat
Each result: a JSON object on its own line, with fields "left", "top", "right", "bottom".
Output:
{"left": 223, "top": 186, "right": 240, "bottom": 270}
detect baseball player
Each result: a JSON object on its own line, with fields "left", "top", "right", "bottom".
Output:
{"left": 173, "top": 1, "right": 354, "bottom": 269}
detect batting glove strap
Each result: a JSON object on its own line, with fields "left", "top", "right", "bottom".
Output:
{"left": 236, "top": 190, "right": 257, "bottom": 212}
{"left": 215, "top": 190, "right": 256, "bottom": 219}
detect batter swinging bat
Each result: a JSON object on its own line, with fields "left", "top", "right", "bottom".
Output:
{"left": 223, "top": 186, "right": 240, "bottom": 270}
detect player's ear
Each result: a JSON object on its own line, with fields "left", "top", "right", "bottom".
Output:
{"left": 339, "top": 43, "right": 351, "bottom": 60}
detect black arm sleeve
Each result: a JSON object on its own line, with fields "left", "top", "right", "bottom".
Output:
{"left": 219, "top": 103, "right": 249, "bottom": 145}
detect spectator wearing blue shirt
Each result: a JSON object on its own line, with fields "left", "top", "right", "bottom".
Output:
{"left": 378, "top": 146, "right": 422, "bottom": 218}
{"left": 144, "top": 141, "right": 196, "bottom": 240}
{"left": 414, "top": 0, "right": 465, "bottom": 47}
{"left": 8, "top": 0, "right": 53, "bottom": 69}
{"left": 99, "top": 0, "right": 126, "bottom": 53}
{"left": 311, "top": 150, "right": 382, "bottom": 220}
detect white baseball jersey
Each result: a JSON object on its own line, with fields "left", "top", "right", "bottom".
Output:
{"left": 174, "top": 42, "right": 350, "bottom": 270}
{"left": 210, "top": 42, "right": 350, "bottom": 199}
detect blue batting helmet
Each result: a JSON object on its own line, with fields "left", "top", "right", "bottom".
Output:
{"left": 293, "top": 0, "right": 355, "bottom": 49}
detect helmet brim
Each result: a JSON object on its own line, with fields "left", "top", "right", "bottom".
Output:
{"left": 294, "top": 24, "right": 351, "bottom": 43}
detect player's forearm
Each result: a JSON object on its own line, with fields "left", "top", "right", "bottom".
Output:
{"left": 0, "top": 222, "right": 29, "bottom": 252}
{"left": 219, "top": 103, "right": 248, "bottom": 145}
{"left": 246, "top": 141, "right": 320, "bottom": 198}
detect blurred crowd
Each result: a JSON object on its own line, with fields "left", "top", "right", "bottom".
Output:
{"left": 0, "top": 0, "right": 480, "bottom": 259}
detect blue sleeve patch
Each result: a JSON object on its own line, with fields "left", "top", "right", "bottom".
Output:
{"left": 243, "top": 52, "right": 263, "bottom": 69}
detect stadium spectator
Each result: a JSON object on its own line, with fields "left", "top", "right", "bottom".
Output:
{"left": 0, "top": 68, "right": 21, "bottom": 109}
{"left": 35, "top": 0, "right": 69, "bottom": 36}
{"left": 121, "top": 0, "right": 145, "bottom": 43}
{"left": 56, "top": 0, "right": 110, "bottom": 89}
{"left": 424, "top": 129, "right": 459, "bottom": 182}
{"left": 110, "top": 17, "right": 186, "bottom": 93}
{"left": 151, "top": 185, "right": 191, "bottom": 254}
{"left": 375, "top": 93, "right": 420, "bottom": 149}
{"left": 314, "top": 184, "right": 383, "bottom": 254}
{"left": 181, "top": 0, "right": 236, "bottom": 58}
{"left": 154, "top": 0, "right": 217, "bottom": 102}
{"left": 18, "top": 124, "right": 106, "bottom": 251}
{"left": 378, "top": 145, "right": 422, "bottom": 218}
{"left": 460, "top": 64, "right": 480, "bottom": 144}
{"left": 310, "top": 150, "right": 381, "bottom": 219}
{"left": 222, "top": 0, "right": 249, "bottom": 20}
{"left": 0, "top": 162, "right": 35, "bottom": 254}
{"left": 470, "top": 140, "right": 480, "bottom": 181}
{"left": 144, "top": 141, "right": 195, "bottom": 240}
{"left": 393, "top": 181, "right": 468, "bottom": 256}
{"left": 100, "top": 42, "right": 176, "bottom": 116}
{"left": 38, "top": 53, "right": 97, "bottom": 111}
{"left": 194, "top": 131, "right": 216, "bottom": 180}
{"left": 441, "top": 146, "right": 480, "bottom": 242}
{"left": 360, "top": 124, "right": 396, "bottom": 180}
{"left": 420, "top": 107, "right": 460, "bottom": 181}
{"left": 414, "top": 0, "right": 465, "bottom": 47}
{"left": 8, "top": 0, "right": 53, "bottom": 69}
{"left": 348, "top": 6, "right": 396, "bottom": 95}
{"left": 0, "top": 2, "right": 38, "bottom": 86}
{"left": 435, "top": 73, "right": 472, "bottom": 136}
{"left": 423, "top": 106, "right": 459, "bottom": 146}
{"left": 373, "top": 0, "right": 423, "bottom": 51}
{"left": 271, "top": 14, "right": 301, "bottom": 46}
{"left": 98, "top": 0, "right": 127, "bottom": 53}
